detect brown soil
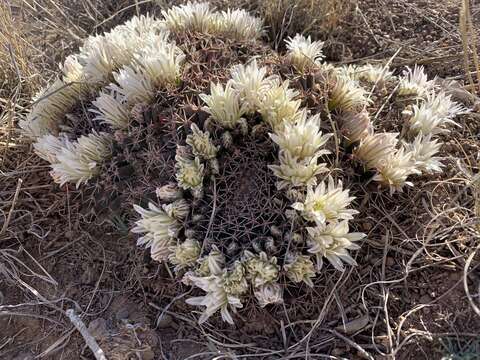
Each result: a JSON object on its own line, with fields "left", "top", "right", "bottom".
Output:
{"left": 1, "top": 1, "right": 480, "bottom": 359}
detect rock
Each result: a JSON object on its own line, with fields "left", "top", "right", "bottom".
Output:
{"left": 88, "top": 318, "right": 108, "bottom": 340}
{"left": 419, "top": 294, "right": 432, "bottom": 304}
{"left": 156, "top": 314, "right": 173, "bottom": 328}
{"left": 335, "top": 314, "right": 370, "bottom": 335}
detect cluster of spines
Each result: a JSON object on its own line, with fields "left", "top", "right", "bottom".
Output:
{"left": 132, "top": 55, "right": 368, "bottom": 324}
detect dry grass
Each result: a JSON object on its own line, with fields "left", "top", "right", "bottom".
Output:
{"left": 1, "top": 1, "right": 480, "bottom": 359}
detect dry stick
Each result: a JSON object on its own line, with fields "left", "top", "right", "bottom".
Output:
{"left": 329, "top": 329, "right": 374, "bottom": 360}
{"left": 0, "top": 178, "right": 22, "bottom": 235}
{"left": 463, "top": 242, "right": 480, "bottom": 318}
{"left": 459, "top": 0, "right": 476, "bottom": 93}
{"left": 201, "top": 176, "right": 217, "bottom": 253}
{"left": 464, "top": 0, "right": 480, "bottom": 95}
{"left": 66, "top": 309, "right": 107, "bottom": 360}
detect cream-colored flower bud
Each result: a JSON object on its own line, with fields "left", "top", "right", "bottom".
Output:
{"left": 244, "top": 251, "right": 279, "bottom": 288}
{"left": 269, "top": 151, "right": 329, "bottom": 189}
{"left": 340, "top": 110, "right": 374, "bottom": 144}
{"left": 398, "top": 65, "right": 435, "bottom": 98}
{"left": 169, "top": 238, "right": 201, "bottom": 269}
{"left": 259, "top": 80, "right": 302, "bottom": 131}
{"left": 328, "top": 75, "right": 372, "bottom": 112}
{"left": 162, "top": 198, "right": 190, "bottom": 220}
{"left": 353, "top": 132, "right": 398, "bottom": 170}
{"left": 186, "top": 123, "right": 218, "bottom": 160}
{"left": 223, "top": 261, "right": 249, "bottom": 296}
{"left": 200, "top": 81, "right": 245, "bottom": 129}
{"left": 175, "top": 153, "right": 205, "bottom": 192}
{"left": 284, "top": 253, "right": 316, "bottom": 287}
{"left": 292, "top": 176, "right": 358, "bottom": 225}
{"left": 254, "top": 282, "right": 283, "bottom": 307}
{"left": 156, "top": 183, "right": 183, "bottom": 202}
{"left": 372, "top": 147, "right": 420, "bottom": 194}
{"left": 270, "top": 112, "right": 332, "bottom": 161}
{"left": 306, "top": 221, "right": 365, "bottom": 271}
{"left": 221, "top": 131, "right": 233, "bottom": 149}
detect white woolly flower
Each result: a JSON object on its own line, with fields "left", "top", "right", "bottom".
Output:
{"left": 175, "top": 154, "right": 205, "bottom": 192}
{"left": 306, "top": 221, "right": 365, "bottom": 271}
{"left": 79, "top": 33, "right": 135, "bottom": 83}
{"left": 253, "top": 282, "right": 283, "bottom": 307}
{"left": 424, "top": 91, "right": 469, "bottom": 120}
{"left": 162, "top": 199, "right": 190, "bottom": 220}
{"left": 286, "top": 34, "right": 324, "bottom": 72}
{"left": 372, "top": 148, "right": 420, "bottom": 193}
{"left": 170, "top": 238, "right": 201, "bottom": 269}
{"left": 162, "top": 2, "right": 214, "bottom": 33}
{"left": 118, "top": 14, "right": 167, "bottom": 36}
{"left": 132, "top": 202, "right": 180, "bottom": 262}
{"left": 354, "top": 64, "right": 395, "bottom": 85}
{"left": 329, "top": 76, "right": 371, "bottom": 112}
{"left": 230, "top": 60, "right": 277, "bottom": 113}
{"left": 407, "top": 91, "right": 468, "bottom": 136}
{"left": 243, "top": 251, "right": 279, "bottom": 288}
{"left": 50, "top": 132, "right": 112, "bottom": 188}
{"left": 269, "top": 113, "right": 332, "bottom": 160}
{"left": 259, "top": 80, "right": 302, "bottom": 131}
{"left": 61, "top": 55, "right": 86, "bottom": 85}
{"left": 111, "top": 66, "right": 155, "bottom": 104}
{"left": 403, "top": 134, "right": 443, "bottom": 174}
{"left": 19, "top": 79, "right": 78, "bottom": 139}
{"left": 398, "top": 65, "right": 436, "bottom": 97}
{"left": 284, "top": 253, "right": 316, "bottom": 287}
{"left": 354, "top": 132, "right": 399, "bottom": 169}
{"left": 407, "top": 103, "right": 458, "bottom": 136}
{"left": 214, "top": 9, "right": 263, "bottom": 40}
{"left": 90, "top": 89, "right": 130, "bottom": 129}
{"left": 186, "top": 123, "right": 218, "bottom": 160}
{"left": 187, "top": 263, "right": 248, "bottom": 324}
{"left": 200, "top": 81, "right": 245, "bottom": 129}
{"left": 339, "top": 110, "right": 374, "bottom": 144}
{"left": 292, "top": 176, "right": 358, "bottom": 225}
{"left": 135, "top": 40, "right": 185, "bottom": 87}
{"left": 33, "top": 134, "right": 69, "bottom": 163}
{"left": 269, "top": 151, "right": 329, "bottom": 189}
